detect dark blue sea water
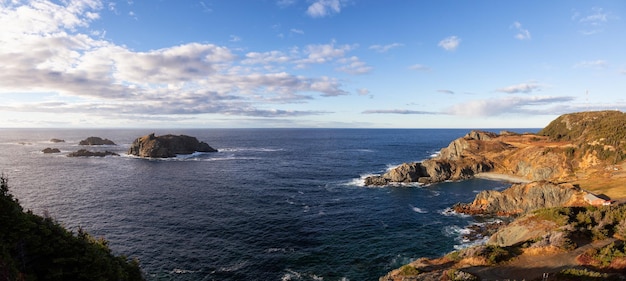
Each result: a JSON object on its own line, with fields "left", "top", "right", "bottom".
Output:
{"left": 0, "top": 129, "right": 528, "bottom": 281}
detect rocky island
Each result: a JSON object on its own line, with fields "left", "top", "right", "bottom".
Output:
{"left": 79, "top": 136, "right": 116, "bottom": 145}
{"left": 127, "top": 133, "right": 217, "bottom": 158}
{"left": 379, "top": 111, "right": 626, "bottom": 280}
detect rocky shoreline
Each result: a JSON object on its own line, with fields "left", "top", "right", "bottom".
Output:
{"left": 377, "top": 111, "right": 626, "bottom": 280}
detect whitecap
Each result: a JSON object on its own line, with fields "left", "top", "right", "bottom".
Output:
{"left": 409, "top": 204, "right": 427, "bottom": 213}
{"left": 170, "top": 268, "right": 199, "bottom": 274}
{"left": 440, "top": 207, "right": 469, "bottom": 218}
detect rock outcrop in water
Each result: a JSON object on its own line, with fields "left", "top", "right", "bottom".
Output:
{"left": 79, "top": 136, "right": 116, "bottom": 145}
{"left": 127, "top": 133, "right": 217, "bottom": 158}
{"left": 42, "top": 147, "right": 61, "bottom": 154}
{"left": 67, "top": 149, "right": 119, "bottom": 157}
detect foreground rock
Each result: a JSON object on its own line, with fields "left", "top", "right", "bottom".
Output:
{"left": 452, "top": 181, "right": 585, "bottom": 216}
{"left": 42, "top": 147, "right": 61, "bottom": 154}
{"left": 79, "top": 136, "right": 116, "bottom": 145}
{"left": 128, "top": 133, "right": 217, "bottom": 158}
{"left": 67, "top": 149, "right": 119, "bottom": 157}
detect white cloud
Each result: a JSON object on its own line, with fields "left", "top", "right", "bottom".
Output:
{"left": 573, "top": 7, "right": 615, "bottom": 35}
{"left": 369, "top": 43, "right": 403, "bottom": 53}
{"left": 336, "top": 56, "right": 372, "bottom": 75}
{"left": 0, "top": 0, "right": 353, "bottom": 122}
{"left": 437, "top": 90, "right": 454, "bottom": 95}
{"left": 512, "top": 21, "right": 531, "bottom": 40}
{"left": 229, "top": 35, "right": 242, "bottom": 42}
{"left": 438, "top": 36, "right": 461, "bottom": 51}
{"left": 574, "top": 60, "right": 608, "bottom": 69}
{"left": 357, "top": 88, "right": 370, "bottom": 96}
{"left": 496, "top": 83, "right": 542, "bottom": 94}
{"left": 295, "top": 41, "right": 356, "bottom": 67}
{"left": 408, "top": 64, "right": 431, "bottom": 71}
{"left": 242, "top": 51, "right": 291, "bottom": 65}
{"left": 444, "top": 96, "right": 576, "bottom": 117}
{"left": 306, "top": 0, "right": 342, "bottom": 18}
{"left": 290, "top": 28, "right": 304, "bottom": 35}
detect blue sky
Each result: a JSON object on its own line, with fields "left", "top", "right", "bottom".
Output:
{"left": 1, "top": 0, "right": 625, "bottom": 128}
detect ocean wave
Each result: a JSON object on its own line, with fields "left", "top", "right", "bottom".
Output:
{"left": 440, "top": 207, "right": 469, "bottom": 218}
{"left": 344, "top": 173, "right": 377, "bottom": 187}
{"left": 170, "top": 268, "right": 200, "bottom": 274}
{"left": 281, "top": 269, "right": 326, "bottom": 281}
{"left": 409, "top": 204, "right": 427, "bottom": 213}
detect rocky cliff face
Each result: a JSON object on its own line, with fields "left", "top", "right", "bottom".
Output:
{"left": 452, "top": 181, "right": 584, "bottom": 216}
{"left": 365, "top": 130, "right": 503, "bottom": 186}
{"left": 127, "top": 133, "right": 217, "bottom": 158}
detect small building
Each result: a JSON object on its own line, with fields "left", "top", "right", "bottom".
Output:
{"left": 584, "top": 193, "right": 612, "bottom": 206}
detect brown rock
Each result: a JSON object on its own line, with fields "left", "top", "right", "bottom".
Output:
{"left": 127, "top": 133, "right": 217, "bottom": 158}
{"left": 42, "top": 148, "right": 61, "bottom": 154}
{"left": 67, "top": 149, "right": 119, "bottom": 157}
{"left": 79, "top": 137, "right": 116, "bottom": 145}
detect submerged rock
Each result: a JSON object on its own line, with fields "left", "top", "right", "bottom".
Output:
{"left": 67, "top": 149, "right": 119, "bottom": 157}
{"left": 79, "top": 137, "right": 116, "bottom": 145}
{"left": 127, "top": 133, "right": 217, "bottom": 158}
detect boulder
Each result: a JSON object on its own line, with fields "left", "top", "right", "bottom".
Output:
{"left": 79, "top": 137, "right": 116, "bottom": 145}
{"left": 67, "top": 149, "right": 119, "bottom": 157}
{"left": 42, "top": 148, "right": 61, "bottom": 154}
{"left": 127, "top": 133, "right": 217, "bottom": 158}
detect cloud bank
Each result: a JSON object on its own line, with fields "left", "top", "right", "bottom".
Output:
{"left": 0, "top": 0, "right": 366, "bottom": 124}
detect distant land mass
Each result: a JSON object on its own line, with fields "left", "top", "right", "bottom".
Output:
{"left": 379, "top": 111, "right": 626, "bottom": 280}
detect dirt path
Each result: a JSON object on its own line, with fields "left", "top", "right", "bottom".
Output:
{"left": 463, "top": 238, "right": 616, "bottom": 280}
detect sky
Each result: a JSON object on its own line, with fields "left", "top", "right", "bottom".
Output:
{"left": 1, "top": 0, "right": 625, "bottom": 128}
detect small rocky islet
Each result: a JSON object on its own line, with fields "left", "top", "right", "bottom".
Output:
{"left": 378, "top": 110, "right": 626, "bottom": 280}
{"left": 64, "top": 134, "right": 217, "bottom": 158}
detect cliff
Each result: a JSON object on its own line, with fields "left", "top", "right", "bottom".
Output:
{"left": 380, "top": 111, "right": 626, "bottom": 280}
{"left": 366, "top": 111, "right": 626, "bottom": 199}
{"left": 128, "top": 133, "right": 217, "bottom": 158}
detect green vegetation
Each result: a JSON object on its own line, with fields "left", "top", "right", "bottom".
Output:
{"left": 555, "top": 268, "right": 615, "bottom": 281}
{"left": 0, "top": 175, "right": 143, "bottom": 281}
{"left": 581, "top": 241, "right": 626, "bottom": 268}
{"left": 538, "top": 111, "right": 626, "bottom": 164}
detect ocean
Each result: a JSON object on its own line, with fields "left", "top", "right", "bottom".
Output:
{"left": 0, "top": 128, "right": 528, "bottom": 281}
